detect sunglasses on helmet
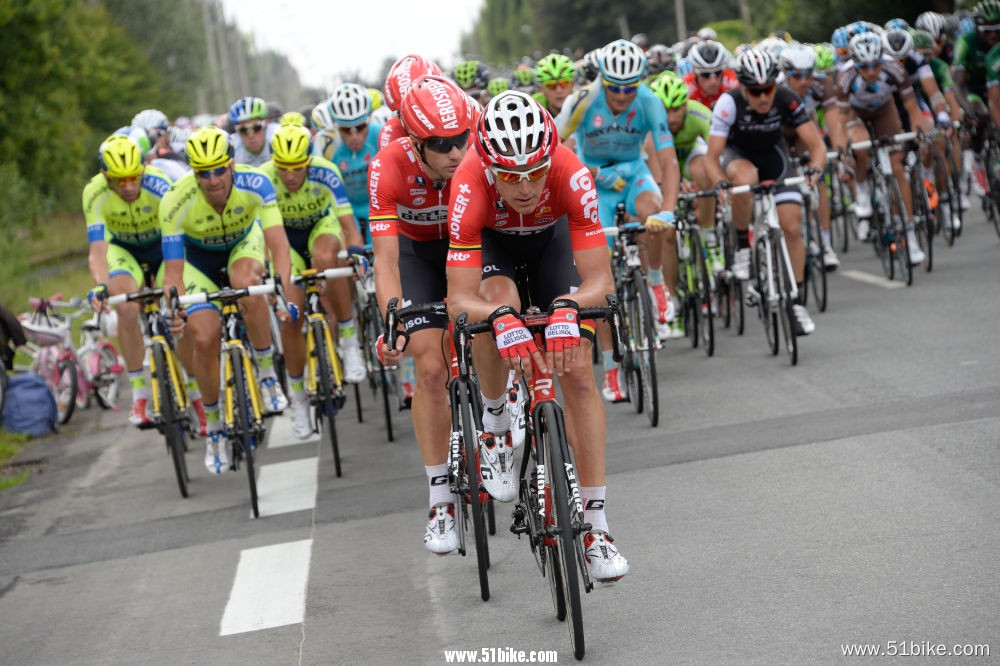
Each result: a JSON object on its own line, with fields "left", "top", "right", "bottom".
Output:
{"left": 423, "top": 130, "right": 470, "bottom": 154}
{"left": 489, "top": 159, "right": 552, "bottom": 185}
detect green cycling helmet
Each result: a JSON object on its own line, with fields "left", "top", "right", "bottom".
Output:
{"left": 487, "top": 77, "right": 510, "bottom": 97}
{"left": 649, "top": 71, "right": 689, "bottom": 109}
{"left": 453, "top": 60, "right": 488, "bottom": 90}
{"left": 910, "top": 28, "right": 935, "bottom": 50}
{"left": 976, "top": 0, "right": 1000, "bottom": 24}
{"left": 535, "top": 53, "right": 576, "bottom": 84}
{"left": 813, "top": 43, "right": 835, "bottom": 71}
{"left": 512, "top": 67, "right": 535, "bottom": 87}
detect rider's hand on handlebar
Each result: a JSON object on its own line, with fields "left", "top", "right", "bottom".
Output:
{"left": 544, "top": 298, "right": 580, "bottom": 376}
{"left": 376, "top": 332, "right": 403, "bottom": 368}
{"left": 489, "top": 305, "right": 544, "bottom": 377}
{"left": 87, "top": 284, "right": 108, "bottom": 312}
{"left": 644, "top": 210, "right": 675, "bottom": 231}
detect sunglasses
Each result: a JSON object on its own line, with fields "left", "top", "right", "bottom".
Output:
{"left": 543, "top": 80, "right": 573, "bottom": 90}
{"left": 338, "top": 123, "right": 368, "bottom": 136}
{"left": 490, "top": 159, "right": 551, "bottom": 185}
{"left": 195, "top": 164, "right": 230, "bottom": 179}
{"left": 603, "top": 80, "right": 639, "bottom": 94}
{"left": 698, "top": 70, "right": 723, "bottom": 79}
{"left": 112, "top": 175, "right": 140, "bottom": 186}
{"left": 745, "top": 84, "right": 776, "bottom": 97}
{"left": 423, "top": 130, "right": 469, "bottom": 154}
{"left": 785, "top": 69, "right": 813, "bottom": 79}
{"left": 238, "top": 122, "right": 265, "bottom": 135}
{"left": 858, "top": 61, "right": 882, "bottom": 70}
{"left": 276, "top": 162, "right": 308, "bottom": 172}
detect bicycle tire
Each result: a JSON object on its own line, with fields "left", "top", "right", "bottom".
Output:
{"left": 313, "top": 321, "right": 342, "bottom": 477}
{"left": 154, "top": 344, "right": 189, "bottom": 498}
{"left": 985, "top": 140, "right": 1000, "bottom": 239}
{"left": 629, "top": 268, "right": 659, "bottom": 427}
{"left": 92, "top": 344, "right": 122, "bottom": 409}
{"left": 537, "top": 402, "right": 585, "bottom": 659}
{"left": 54, "top": 358, "right": 78, "bottom": 425}
{"left": 754, "top": 237, "right": 778, "bottom": 356}
{"left": 775, "top": 240, "right": 798, "bottom": 366}
{"left": 934, "top": 153, "right": 956, "bottom": 247}
{"left": 871, "top": 177, "right": 895, "bottom": 280}
{"left": 805, "top": 206, "right": 827, "bottom": 313}
{"left": 694, "top": 233, "right": 714, "bottom": 357}
{"left": 367, "top": 300, "right": 395, "bottom": 441}
{"left": 459, "top": 380, "right": 490, "bottom": 601}
{"left": 230, "top": 348, "right": 260, "bottom": 518}
{"left": 911, "top": 165, "right": 934, "bottom": 272}
{"left": 887, "top": 179, "right": 912, "bottom": 286}
{"left": 621, "top": 277, "right": 642, "bottom": 415}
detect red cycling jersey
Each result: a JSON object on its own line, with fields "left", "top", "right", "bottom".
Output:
{"left": 446, "top": 143, "right": 606, "bottom": 270}
{"left": 368, "top": 137, "right": 452, "bottom": 242}
{"left": 378, "top": 116, "right": 405, "bottom": 151}
{"left": 683, "top": 69, "right": 739, "bottom": 109}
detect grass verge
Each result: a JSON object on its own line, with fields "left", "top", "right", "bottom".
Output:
{"left": 0, "top": 429, "right": 32, "bottom": 492}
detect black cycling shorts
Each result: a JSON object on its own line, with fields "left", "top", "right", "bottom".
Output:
{"left": 398, "top": 234, "right": 449, "bottom": 333}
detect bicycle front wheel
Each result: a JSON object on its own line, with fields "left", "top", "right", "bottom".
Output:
{"left": 754, "top": 237, "right": 778, "bottom": 356}
{"left": 313, "top": 321, "right": 342, "bottom": 477}
{"left": 887, "top": 179, "right": 912, "bottom": 286}
{"left": 694, "top": 234, "right": 714, "bottom": 357}
{"left": 628, "top": 269, "right": 659, "bottom": 427}
{"left": 154, "top": 344, "right": 188, "bottom": 498}
{"left": 459, "top": 380, "right": 490, "bottom": 601}
{"left": 537, "top": 402, "right": 585, "bottom": 660}
{"left": 54, "top": 357, "right": 78, "bottom": 425}
{"left": 92, "top": 345, "right": 122, "bottom": 409}
{"left": 774, "top": 240, "right": 799, "bottom": 367}
{"left": 230, "top": 348, "right": 259, "bottom": 518}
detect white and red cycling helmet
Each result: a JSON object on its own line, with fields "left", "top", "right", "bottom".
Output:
{"left": 475, "top": 91, "right": 558, "bottom": 168}
{"left": 399, "top": 75, "right": 475, "bottom": 140}
{"left": 383, "top": 54, "right": 443, "bottom": 113}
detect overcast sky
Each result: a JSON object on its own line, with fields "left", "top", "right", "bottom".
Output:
{"left": 220, "top": 0, "right": 485, "bottom": 92}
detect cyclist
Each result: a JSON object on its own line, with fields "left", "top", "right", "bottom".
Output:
{"left": 828, "top": 32, "right": 933, "bottom": 262}
{"left": 160, "top": 126, "right": 293, "bottom": 474}
{"left": 368, "top": 75, "right": 476, "bottom": 554}
{"left": 704, "top": 48, "right": 826, "bottom": 336}
{"left": 532, "top": 53, "right": 577, "bottom": 117}
{"left": 84, "top": 134, "right": 208, "bottom": 429}
{"left": 510, "top": 65, "right": 536, "bottom": 95}
{"left": 446, "top": 91, "right": 628, "bottom": 582}
{"left": 556, "top": 38, "right": 681, "bottom": 402}
{"left": 646, "top": 44, "right": 678, "bottom": 77}
{"left": 313, "top": 83, "right": 382, "bottom": 245}
{"left": 260, "top": 125, "right": 367, "bottom": 437}
{"left": 487, "top": 76, "right": 510, "bottom": 102}
{"left": 452, "top": 59, "right": 490, "bottom": 106}
{"left": 379, "top": 54, "right": 443, "bottom": 150}
{"left": 683, "top": 40, "right": 739, "bottom": 109}
{"left": 778, "top": 42, "right": 841, "bottom": 269}
{"left": 915, "top": 12, "right": 953, "bottom": 64}
{"left": 647, "top": 72, "right": 724, "bottom": 274}
{"left": 229, "top": 97, "right": 276, "bottom": 167}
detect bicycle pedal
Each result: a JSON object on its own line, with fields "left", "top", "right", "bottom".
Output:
{"left": 334, "top": 392, "right": 347, "bottom": 409}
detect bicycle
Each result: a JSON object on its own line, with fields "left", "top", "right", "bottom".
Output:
{"left": 980, "top": 127, "right": 1000, "bottom": 240}
{"left": 491, "top": 297, "right": 624, "bottom": 661}
{"left": 674, "top": 191, "right": 717, "bottom": 357}
{"left": 797, "top": 165, "right": 828, "bottom": 313}
{"left": 386, "top": 298, "right": 497, "bottom": 602}
{"left": 175, "top": 277, "right": 278, "bottom": 518}
{"left": 824, "top": 156, "right": 857, "bottom": 253}
{"left": 604, "top": 203, "right": 659, "bottom": 426}
{"left": 19, "top": 296, "right": 123, "bottom": 423}
{"left": 109, "top": 272, "right": 195, "bottom": 498}
{"left": 733, "top": 176, "right": 807, "bottom": 366}
{"left": 903, "top": 132, "right": 938, "bottom": 273}
{"left": 291, "top": 265, "right": 353, "bottom": 477}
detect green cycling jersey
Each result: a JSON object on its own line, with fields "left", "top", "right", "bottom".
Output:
{"left": 83, "top": 165, "right": 172, "bottom": 247}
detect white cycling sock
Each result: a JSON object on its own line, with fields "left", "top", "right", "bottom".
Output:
{"left": 481, "top": 394, "right": 509, "bottom": 434}
{"left": 426, "top": 463, "right": 452, "bottom": 508}
{"left": 581, "top": 485, "right": 608, "bottom": 533}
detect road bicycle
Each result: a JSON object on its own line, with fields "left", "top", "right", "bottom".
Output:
{"left": 385, "top": 298, "right": 497, "bottom": 601}
{"left": 903, "top": 132, "right": 940, "bottom": 274}
{"left": 291, "top": 265, "right": 353, "bottom": 477}
{"left": 733, "top": 176, "right": 807, "bottom": 366}
{"left": 674, "top": 191, "right": 718, "bottom": 357}
{"left": 824, "top": 156, "right": 857, "bottom": 253}
{"left": 796, "top": 163, "right": 828, "bottom": 314}
{"left": 175, "top": 276, "right": 277, "bottom": 518}
{"left": 493, "top": 297, "right": 624, "bottom": 661}
{"left": 19, "top": 296, "right": 123, "bottom": 424}
{"left": 980, "top": 127, "right": 1000, "bottom": 240}
{"left": 604, "top": 203, "right": 659, "bottom": 426}
{"left": 109, "top": 269, "right": 195, "bottom": 498}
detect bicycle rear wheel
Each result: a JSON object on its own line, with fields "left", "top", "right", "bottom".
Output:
{"left": 230, "top": 348, "right": 259, "bottom": 518}
{"left": 313, "top": 321, "right": 342, "bottom": 477}
{"left": 629, "top": 269, "right": 659, "bottom": 426}
{"left": 537, "top": 402, "right": 585, "bottom": 660}
{"left": 694, "top": 234, "right": 714, "bottom": 357}
{"left": 754, "top": 237, "right": 778, "bottom": 356}
{"left": 154, "top": 344, "right": 188, "bottom": 498}
{"left": 804, "top": 207, "right": 827, "bottom": 313}
{"left": 459, "top": 380, "right": 490, "bottom": 601}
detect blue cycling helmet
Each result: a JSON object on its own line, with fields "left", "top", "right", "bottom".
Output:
{"left": 832, "top": 27, "right": 850, "bottom": 49}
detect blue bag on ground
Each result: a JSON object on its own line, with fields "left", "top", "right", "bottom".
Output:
{"left": 2, "top": 372, "right": 58, "bottom": 436}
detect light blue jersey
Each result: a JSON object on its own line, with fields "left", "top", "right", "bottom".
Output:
{"left": 313, "top": 122, "right": 383, "bottom": 224}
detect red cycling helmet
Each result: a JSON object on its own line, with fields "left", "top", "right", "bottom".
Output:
{"left": 383, "top": 54, "right": 443, "bottom": 113}
{"left": 475, "top": 91, "right": 558, "bottom": 168}
{"left": 399, "top": 75, "right": 475, "bottom": 140}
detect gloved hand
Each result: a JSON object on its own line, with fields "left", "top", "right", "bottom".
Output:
{"left": 87, "top": 284, "right": 108, "bottom": 311}
{"left": 645, "top": 210, "right": 675, "bottom": 230}
{"left": 489, "top": 305, "right": 538, "bottom": 367}
{"left": 595, "top": 167, "right": 627, "bottom": 192}
{"left": 347, "top": 245, "right": 369, "bottom": 276}
{"left": 935, "top": 111, "right": 952, "bottom": 129}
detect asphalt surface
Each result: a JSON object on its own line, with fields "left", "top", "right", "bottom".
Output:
{"left": 1, "top": 208, "right": 998, "bottom": 665}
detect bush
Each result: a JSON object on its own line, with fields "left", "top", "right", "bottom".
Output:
{"left": 0, "top": 162, "right": 43, "bottom": 284}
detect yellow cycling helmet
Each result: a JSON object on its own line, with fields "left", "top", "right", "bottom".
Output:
{"left": 270, "top": 124, "right": 312, "bottom": 167}
{"left": 99, "top": 134, "right": 144, "bottom": 178}
{"left": 280, "top": 111, "right": 307, "bottom": 127}
{"left": 368, "top": 88, "right": 384, "bottom": 111}
{"left": 185, "top": 126, "right": 233, "bottom": 170}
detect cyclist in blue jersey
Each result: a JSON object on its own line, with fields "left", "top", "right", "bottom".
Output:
{"left": 313, "top": 83, "right": 384, "bottom": 244}
{"left": 556, "top": 38, "right": 680, "bottom": 402}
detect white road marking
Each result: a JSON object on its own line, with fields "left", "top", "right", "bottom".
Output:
{"left": 268, "top": 414, "right": 320, "bottom": 448}
{"left": 220, "top": 539, "right": 313, "bottom": 635}
{"left": 839, "top": 269, "right": 907, "bottom": 289}
{"left": 256, "top": 457, "right": 318, "bottom": 517}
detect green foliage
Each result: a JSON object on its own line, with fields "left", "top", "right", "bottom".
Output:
{"left": 0, "top": 163, "right": 43, "bottom": 287}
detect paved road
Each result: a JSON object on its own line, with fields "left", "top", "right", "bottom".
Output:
{"left": 1, "top": 211, "right": 998, "bottom": 665}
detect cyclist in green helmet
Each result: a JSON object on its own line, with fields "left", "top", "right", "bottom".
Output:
{"left": 452, "top": 59, "right": 489, "bottom": 104}
{"left": 487, "top": 76, "right": 510, "bottom": 101}
{"left": 510, "top": 65, "right": 536, "bottom": 94}
{"left": 533, "top": 53, "right": 577, "bottom": 116}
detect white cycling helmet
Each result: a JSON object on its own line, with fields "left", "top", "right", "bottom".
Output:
{"left": 881, "top": 28, "right": 914, "bottom": 60}
{"left": 475, "top": 91, "right": 558, "bottom": 168}
{"left": 131, "top": 109, "right": 169, "bottom": 137}
{"left": 915, "top": 11, "right": 947, "bottom": 39}
{"left": 689, "top": 40, "right": 729, "bottom": 72}
{"left": 778, "top": 42, "right": 817, "bottom": 70}
{"left": 849, "top": 32, "right": 883, "bottom": 65}
{"left": 311, "top": 100, "right": 336, "bottom": 131}
{"left": 600, "top": 38, "right": 647, "bottom": 84}
{"left": 328, "top": 83, "right": 372, "bottom": 127}
{"left": 757, "top": 36, "right": 788, "bottom": 59}
{"left": 735, "top": 48, "right": 779, "bottom": 87}
{"left": 697, "top": 27, "right": 718, "bottom": 41}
